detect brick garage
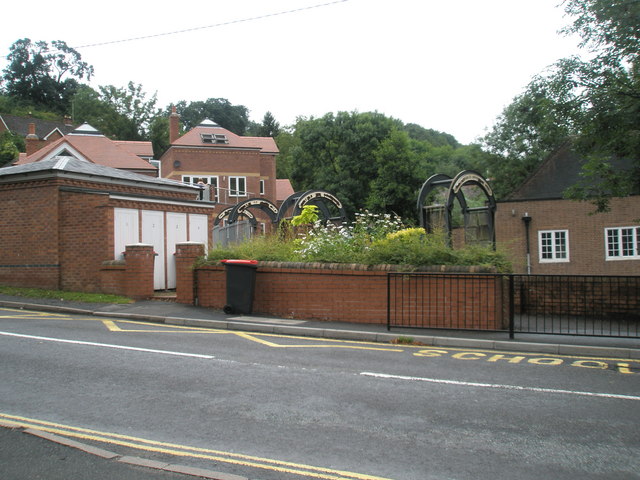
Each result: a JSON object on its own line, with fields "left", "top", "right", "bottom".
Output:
{"left": 0, "top": 158, "right": 215, "bottom": 297}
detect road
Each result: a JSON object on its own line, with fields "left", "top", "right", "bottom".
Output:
{"left": 1, "top": 307, "right": 639, "bottom": 480}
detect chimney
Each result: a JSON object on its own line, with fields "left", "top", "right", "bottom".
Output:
{"left": 25, "top": 123, "right": 39, "bottom": 156}
{"left": 169, "top": 105, "right": 180, "bottom": 144}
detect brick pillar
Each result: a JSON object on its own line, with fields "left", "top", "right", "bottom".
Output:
{"left": 175, "top": 242, "right": 205, "bottom": 305}
{"left": 124, "top": 244, "right": 155, "bottom": 299}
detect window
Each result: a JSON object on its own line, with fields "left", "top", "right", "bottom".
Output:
{"left": 606, "top": 226, "right": 640, "bottom": 260}
{"left": 200, "top": 133, "right": 228, "bottom": 144}
{"left": 260, "top": 179, "right": 265, "bottom": 195}
{"left": 182, "top": 175, "right": 219, "bottom": 201}
{"left": 229, "top": 176, "right": 246, "bottom": 197}
{"left": 539, "top": 230, "right": 569, "bottom": 263}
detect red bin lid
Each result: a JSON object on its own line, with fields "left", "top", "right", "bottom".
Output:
{"left": 220, "top": 259, "right": 258, "bottom": 265}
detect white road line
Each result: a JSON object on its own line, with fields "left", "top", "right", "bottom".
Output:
{"left": 0, "top": 331, "right": 214, "bottom": 359}
{"left": 360, "top": 372, "right": 640, "bottom": 401}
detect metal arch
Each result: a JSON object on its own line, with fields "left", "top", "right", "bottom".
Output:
{"left": 292, "top": 190, "right": 348, "bottom": 223}
{"left": 214, "top": 207, "right": 234, "bottom": 226}
{"left": 444, "top": 170, "right": 497, "bottom": 249}
{"left": 228, "top": 198, "right": 279, "bottom": 226}
{"left": 416, "top": 173, "right": 452, "bottom": 215}
{"left": 275, "top": 191, "right": 304, "bottom": 223}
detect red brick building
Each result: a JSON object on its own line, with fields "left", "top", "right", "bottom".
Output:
{"left": 0, "top": 157, "right": 215, "bottom": 294}
{"left": 495, "top": 143, "right": 639, "bottom": 275}
{"left": 159, "top": 109, "right": 279, "bottom": 210}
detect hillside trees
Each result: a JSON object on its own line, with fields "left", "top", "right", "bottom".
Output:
{"left": 1, "top": 39, "right": 93, "bottom": 114}
{"left": 280, "top": 111, "right": 490, "bottom": 221}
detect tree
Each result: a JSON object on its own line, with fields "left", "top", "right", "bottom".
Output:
{"left": 289, "top": 111, "right": 405, "bottom": 217}
{"left": 482, "top": 0, "right": 640, "bottom": 208}
{"left": 172, "top": 98, "right": 250, "bottom": 135}
{"left": 257, "top": 111, "right": 281, "bottom": 137}
{"left": 72, "top": 83, "right": 158, "bottom": 140}
{"left": 367, "top": 129, "right": 422, "bottom": 220}
{"left": 0, "top": 130, "right": 24, "bottom": 167}
{"left": 1, "top": 38, "right": 94, "bottom": 114}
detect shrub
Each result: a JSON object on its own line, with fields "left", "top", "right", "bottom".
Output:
{"left": 202, "top": 210, "right": 511, "bottom": 271}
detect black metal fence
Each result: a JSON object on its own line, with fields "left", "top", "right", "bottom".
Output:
{"left": 387, "top": 273, "right": 640, "bottom": 338}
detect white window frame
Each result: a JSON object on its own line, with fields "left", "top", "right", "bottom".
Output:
{"left": 605, "top": 226, "right": 640, "bottom": 260}
{"left": 229, "top": 176, "right": 247, "bottom": 197}
{"left": 538, "top": 230, "right": 569, "bottom": 263}
{"left": 259, "top": 179, "right": 265, "bottom": 195}
{"left": 182, "top": 175, "right": 219, "bottom": 201}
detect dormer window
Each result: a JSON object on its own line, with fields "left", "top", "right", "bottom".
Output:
{"left": 201, "top": 133, "right": 228, "bottom": 144}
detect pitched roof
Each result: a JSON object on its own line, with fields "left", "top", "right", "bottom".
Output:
{"left": 0, "top": 157, "right": 193, "bottom": 192}
{"left": 0, "top": 114, "right": 76, "bottom": 139}
{"left": 172, "top": 119, "right": 279, "bottom": 154}
{"left": 114, "top": 140, "right": 154, "bottom": 158}
{"left": 276, "top": 179, "right": 295, "bottom": 202}
{"left": 14, "top": 123, "right": 157, "bottom": 172}
{"left": 506, "top": 141, "right": 637, "bottom": 201}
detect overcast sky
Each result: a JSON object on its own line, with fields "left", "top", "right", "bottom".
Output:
{"left": 0, "top": 0, "right": 582, "bottom": 144}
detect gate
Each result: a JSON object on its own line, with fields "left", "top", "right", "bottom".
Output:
{"left": 387, "top": 273, "right": 640, "bottom": 338}
{"left": 213, "top": 220, "right": 253, "bottom": 248}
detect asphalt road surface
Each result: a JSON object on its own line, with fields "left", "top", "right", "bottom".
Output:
{"left": 1, "top": 308, "right": 639, "bottom": 480}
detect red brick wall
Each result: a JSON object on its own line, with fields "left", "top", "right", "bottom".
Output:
{"left": 58, "top": 190, "right": 112, "bottom": 292}
{"left": 182, "top": 261, "right": 503, "bottom": 327}
{"left": 0, "top": 181, "right": 61, "bottom": 289}
{"left": 496, "top": 196, "right": 640, "bottom": 275}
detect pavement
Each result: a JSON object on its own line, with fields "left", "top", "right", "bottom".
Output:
{"left": 1, "top": 293, "right": 639, "bottom": 480}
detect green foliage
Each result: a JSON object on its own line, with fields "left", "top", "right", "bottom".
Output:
{"left": 203, "top": 234, "right": 297, "bottom": 264}
{"left": 0, "top": 130, "right": 24, "bottom": 166}
{"left": 291, "top": 205, "right": 319, "bottom": 226}
{"left": 72, "top": 83, "right": 158, "bottom": 140}
{"left": 482, "top": 0, "right": 640, "bottom": 207}
{"left": 171, "top": 98, "right": 250, "bottom": 135}
{"left": 0, "top": 285, "right": 132, "bottom": 304}
{"left": 203, "top": 212, "right": 510, "bottom": 271}
{"left": 1, "top": 38, "right": 93, "bottom": 114}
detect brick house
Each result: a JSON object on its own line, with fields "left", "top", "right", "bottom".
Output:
{"left": 160, "top": 108, "right": 279, "bottom": 211}
{"left": 495, "top": 142, "right": 639, "bottom": 275}
{"left": 0, "top": 113, "right": 76, "bottom": 156}
{"left": 0, "top": 157, "right": 215, "bottom": 294}
{"left": 14, "top": 123, "right": 158, "bottom": 176}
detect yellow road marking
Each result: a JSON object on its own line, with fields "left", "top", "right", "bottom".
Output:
{"left": 0, "top": 413, "right": 391, "bottom": 480}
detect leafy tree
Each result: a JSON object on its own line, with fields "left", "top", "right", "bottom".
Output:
{"left": 289, "top": 111, "right": 404, "bottom": 216}
{"left": 404, "top": 123, "right": 460, "bottom": 148}
{"left": 1, "top": 38, "right": 93, "bottom": 114}
{"left": 0, "top": 130, "right": 24, "bottom": 166}
{"left": 171, "top": 98, "right": 250, "bottom": 135}
{"left": 97, "top": 82, "right": 158, "bottom": 138}
{"left": 367, "top": 129, "right": 422, "bottom": 220}
{"left": 482, "top": 0, "right": 640, "bottom": 207}
{"left": 72, "top": 83, "right": 158, "bottom": 140}
{"left": 149, "top": 116, "right": 170, "bottom": 159}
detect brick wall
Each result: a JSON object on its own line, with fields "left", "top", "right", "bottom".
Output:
{"left": 496, "top": 196, "right": 640, "bottom": 275}
{"left": 0, "top": 181, "right": 61, "bottom": 289}
{"left": 175, "top": 255, "right": 502, "bottom": 327}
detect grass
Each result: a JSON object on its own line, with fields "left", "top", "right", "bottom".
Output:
{"left": 0, "top": 285, "right": 133, "bottom": 304}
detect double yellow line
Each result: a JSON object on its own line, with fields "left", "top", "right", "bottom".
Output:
{"left": 0, "top": 413, "right": 392, "bottom": 480}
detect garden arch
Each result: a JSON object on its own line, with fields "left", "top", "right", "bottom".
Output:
{"left": 276, "top": 190, "right": 348, "bottom": 224}
{"left": 417, "top": 170, "right": 496, "bottom": 248}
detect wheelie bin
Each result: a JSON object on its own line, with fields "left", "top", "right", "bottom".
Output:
{"left": 220, "top": 259, "right": 258, "bottom": 314}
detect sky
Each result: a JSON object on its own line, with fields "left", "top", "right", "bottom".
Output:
{"left": 0, "top": 0, "right": 582, "bottom": 144}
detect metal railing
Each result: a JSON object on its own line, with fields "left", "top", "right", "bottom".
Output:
{"left": 387, "top": 273, "right": 640, "bottom": 338}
